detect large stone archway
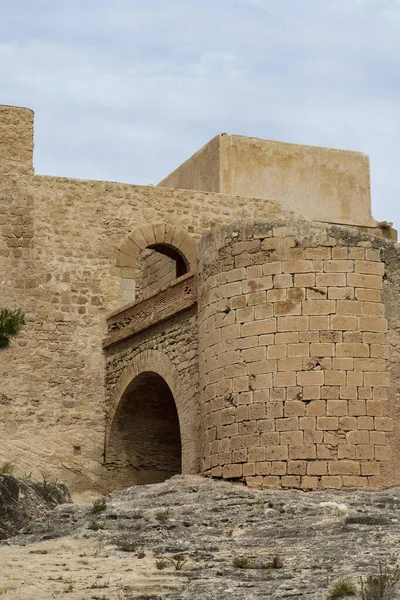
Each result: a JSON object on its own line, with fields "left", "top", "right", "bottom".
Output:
{"left": 105, "top": 349, "right": 199, "bottom": 488}
{"left": 106, "top": 371, "right": 182, "bottom": 485}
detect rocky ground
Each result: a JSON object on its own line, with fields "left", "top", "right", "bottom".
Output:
{"left": 0, "top": 473, "right": 71, "bottom": 540}
{"left": 1, "top": 475, "right": 400, "bottom": 599}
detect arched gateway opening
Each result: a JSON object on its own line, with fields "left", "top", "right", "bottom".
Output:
{"left": 106, "top": 371, "right": 182, "bottom": 486}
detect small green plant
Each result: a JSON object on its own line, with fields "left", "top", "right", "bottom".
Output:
{"left": 0, "top": 461, "right": 15, "bottom": 475}
{"left": 155, "top": 509, "right": 169, "bottom": 524}
{"left": 154, "top": 554, "right": 187, "bottom": 571}
{"left": 232, "top": 553, "right": 283, "bottom": 570}
{"left": 0, "top": 308, "right": 25, "bottom": 349}
{"left": 88, "top": 521, "right": 105, "bottom": 531}
{"left": 233, "top": 556, "right": 250, "bottom": 569}
{"left": 136, "top": 548, "right": 145, "bottom": 559}
{"left": 92, "top": 499, "right": 107, "bottom": 514}
{"left": 169, "top": 554, "right": 187, "bottom": 571}
{"left": 38, "top": 473, "right": 63, "bottom": 503}
{"left": 114, "top": 535, "right": 139, "bottom": 553}
{"left": 89, "top": 581, "right": 108, "bottom": 589}
{"left": 155, "top": 558, "right": 169, "bottom": 570}
{"left": 360, "top": 558, "right": 400, "bottom": 600}
{"left": 270, "top": 553, "right": 283, "bottom": 569}
{"left": 329, "top": 578, "right": 357, "bottom": 598}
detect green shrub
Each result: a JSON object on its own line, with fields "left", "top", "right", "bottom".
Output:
{"left": 155, "top": 558, "right": 169, "bottom": 570}
{"left": 38, "top": 474, "right": 63, "bottom": 503}
{"left": 169, "top": 554, "right": 187, "bottom": 571}
{"left": 0, "top": 461, "right": 15, "bottom": 475}
{"left": 88, "top": 521, "right": 105, "bottom": 531}
{"left": 92, "top": 499, "right": 107, "bottom": 514}
{"left": 233, "top": 556, "right": 250, "bottom": 569}
{"left": 233, "top": 553, "right": 283, "bottom": 570}
{"left": 0, "top": 308, "right": 25, "bottom": 349}
{"left": 330, "top": 578, "right": 357, "bottom": 598}
{"left": 155, "top": 509, "right": 169, "bottom": 524}
{"left": 360, "top": 559, "right": 400, "bottom": 600}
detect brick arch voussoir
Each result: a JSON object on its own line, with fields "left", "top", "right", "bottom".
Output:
{"left": 116, "top": 222, "right": 197, "bottom": 272}
{"left": 106, "top": 349, "right": 195, "bottom": 473}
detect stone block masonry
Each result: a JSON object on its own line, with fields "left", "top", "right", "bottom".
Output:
{"left": 198, "top": 219, "right": 400, "bottom": 491}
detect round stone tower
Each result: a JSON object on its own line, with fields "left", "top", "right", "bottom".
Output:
{"left": 197, "top": 219, "right": 394, "bottom": 491}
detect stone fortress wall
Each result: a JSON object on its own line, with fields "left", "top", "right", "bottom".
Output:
{"left": 0, "top": 104, "right": 399, "bottom": 498}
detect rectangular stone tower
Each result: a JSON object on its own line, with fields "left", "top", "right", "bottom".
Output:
{"left": 158, "top": 133, "right": 395, "bottom": 239}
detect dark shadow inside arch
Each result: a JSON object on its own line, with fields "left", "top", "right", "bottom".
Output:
{"left": 148, "top": 243, "right": 188, "bottom": 278}
{"left": 106, "top": 371, "right": 182, "bottom": 487}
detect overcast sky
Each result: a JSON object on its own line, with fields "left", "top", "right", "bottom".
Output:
{"left": 1, "top": 0, "right": 399, "bottom": 231}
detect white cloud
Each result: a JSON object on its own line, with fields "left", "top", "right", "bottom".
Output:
{"left": 0, "top": 0, "right": 399, "bottom": 230}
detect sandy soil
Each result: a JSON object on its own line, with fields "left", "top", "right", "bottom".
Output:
{"left": 1, "top": 536, "right": 180, "bottom": 599}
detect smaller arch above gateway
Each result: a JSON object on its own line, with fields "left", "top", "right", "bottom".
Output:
{"left": 116, "top": 222, "right": 197, "bottom": 273}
